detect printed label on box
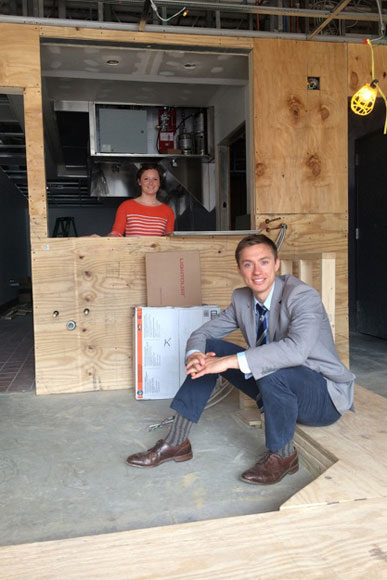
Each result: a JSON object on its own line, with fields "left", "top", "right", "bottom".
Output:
{"left": 134, "top": 306, "right": 220, "bottom": 400}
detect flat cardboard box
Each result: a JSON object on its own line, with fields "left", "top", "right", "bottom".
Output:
{"left": 145, "top": 250, "right": 201, "bottom": 307}
{"left": 134, "top": 305, "right": 220, "bottom": 400}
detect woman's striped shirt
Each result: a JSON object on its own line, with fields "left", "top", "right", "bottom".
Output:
{"left": 110, "top": 199, "right": 175, "bottom": 237}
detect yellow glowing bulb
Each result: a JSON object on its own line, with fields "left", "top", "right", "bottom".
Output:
{"left": 351, "top": 83, "right": 378, "bottom": 116}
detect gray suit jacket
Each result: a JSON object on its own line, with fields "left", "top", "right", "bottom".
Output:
{"left": 186, "top": 275, "right": 355, "bottom": 414}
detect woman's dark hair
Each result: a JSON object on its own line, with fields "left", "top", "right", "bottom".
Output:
{"left": 136, "top": 163, "right": 164, "bottom": 184}
{"left": 235, "top": 234, "right": 278, "bottom": 265}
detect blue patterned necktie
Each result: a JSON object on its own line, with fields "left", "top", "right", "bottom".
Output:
{"left": 256, "top": 303, "right": 268, "bottom": 346}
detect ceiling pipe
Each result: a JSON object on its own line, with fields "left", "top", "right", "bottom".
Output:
{"left": 0, "top": 14, "right": 375, "bottom": 44}
{"left": 65, "top": 0, "right": 387, "bottom": 23}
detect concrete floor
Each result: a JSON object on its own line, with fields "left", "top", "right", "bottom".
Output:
{"left": 349, "top": 330, "right": 387, "bottom": 399}
{"left": 0, "top": 313, "right": 386, "bottom": 547}
{"left": 0, "top": 389, "right": 315, "bottom": 547}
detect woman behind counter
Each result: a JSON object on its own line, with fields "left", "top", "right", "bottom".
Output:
{"left": 108, "top": 164, "right": 175, "bottom": 237}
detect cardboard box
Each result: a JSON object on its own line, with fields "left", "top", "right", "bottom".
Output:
{"left": 145, "top": 250, "right": 201, "bottom": 307}
{"left": 134, "top": 305, "right": 220, "bottom": 400}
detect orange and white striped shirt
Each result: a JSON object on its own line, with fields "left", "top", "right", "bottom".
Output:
{"left": 111, "top": 199, "right": 175, "bottom": 237}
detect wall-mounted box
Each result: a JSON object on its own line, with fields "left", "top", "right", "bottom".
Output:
{"left": 89, "top": 102, "right": 214, "bottom": 159}
{"left": 97, "top": 108, "right": 147, "bottom": 154}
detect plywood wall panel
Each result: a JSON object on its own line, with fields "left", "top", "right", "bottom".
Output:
{"left": 33, "top": 230, "right": 350, "bottom": 395}
{"left": 32, "top": 236, "right": 246, "bottom": 394}
{"left": 253, "top": 39, "right": 348, "bottom": 215}
{"left": 0, "top": 24, "right": 40, "bottom": 88}
{"left": 256, "top": 212, "right": 349, "bottom": 363}
{"left": 256, "top": 212, "right": 348, "bottom": 251}
{"left": 32, "top": 242, "right": 82, "bottom": 394}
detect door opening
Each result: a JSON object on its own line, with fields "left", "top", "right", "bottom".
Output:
{"left": 0, "top": 92, "right": 35, "bottom": 393}
{"left": 348, "top": 98, "right": 387, "bottom": 338}
{"left": 218, "top": 123, "right": 248, "bottom": 231}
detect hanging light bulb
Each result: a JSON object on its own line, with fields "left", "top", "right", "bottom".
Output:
{"left": 351, "top": 80, "right": 379, "bottom": 116}
{"left": 350, "top": 38, "right": 387, "bottom": 133}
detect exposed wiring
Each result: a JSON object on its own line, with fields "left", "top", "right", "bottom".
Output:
{"left": 150, "top": 0, "right": 187, "bottom": 23}
{"left": 309, "top": 0, "right": 385, "bottom": 38}
{"left": 370, "top": 0, "right": 385, "bottom": 42}
{"left": 369, "top": 36, "right": 376, "bottom": 74}
{"left": 146, "top": 378, "right": 234, "bottom": 431}
{"left": 309, "top": 0, "right": 340, "bottom": 36}
{"left": 175, "top": 113, "right": 194, "bottom": 134}
{"left": 204, "top": 378, "right": 234, "bottom": 409}
{"left": 274, "top": 223, "right": 288, "bottom": 251}
{"left": 148, "top": 416, "right": 175, "bottom": 431}
{"left": 111, "top": 6, "right": 122, "bottom": 23}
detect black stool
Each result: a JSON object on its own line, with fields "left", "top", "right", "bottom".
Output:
{"left": 52, "top": 217, "right": 78, "bottom": 237}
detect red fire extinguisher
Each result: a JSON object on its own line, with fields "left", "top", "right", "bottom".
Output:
{"left": 157, "top": 107, "right": 176, "bottom": 153}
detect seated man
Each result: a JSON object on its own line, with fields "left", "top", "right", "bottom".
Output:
{"left": 127, "top": 234, "right": 355, "bottom": 485}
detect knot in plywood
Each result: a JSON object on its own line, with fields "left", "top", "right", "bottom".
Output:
{"left": 319, "top": 105, "right": 330, "bottom": 121}
{"left": 306, "top": 154, "right": 321, "bottom": 177}
{"left": 82, "top": 292, "right": 96, "bottom": 303}
{"left": 369, "top": 546, "right": 387, "bottom": 562}
{"left": 287, "top": 95, "right": 305, "bottom": 121}
{"left": 350, "top": 71, "right": 359, "bottom": 91}
{"left": 86, "top": 344, "right": 98, "bottom": 357}
{"left": 256, "top": 163, "right": 266, "bottom": 177}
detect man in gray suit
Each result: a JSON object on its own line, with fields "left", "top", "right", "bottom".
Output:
{"left": 127, "top": 234, "right": 355, "bottom": 484}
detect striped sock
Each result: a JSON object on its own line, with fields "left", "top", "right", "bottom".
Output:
{"left": 164, "top": 414, "right": 192, "bottom": 447}
{"left": 276, "top": 441, "right": 295, "bottom": 458}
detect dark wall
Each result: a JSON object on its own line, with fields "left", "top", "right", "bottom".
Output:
{"left": 0, "top": 169, "right": 29, "bottom": 307}
{"left": 48, "top": 198, "right": 122, "bottom": 237}
{"left": 348, "top": 98, "right": 385, "bottom": 330}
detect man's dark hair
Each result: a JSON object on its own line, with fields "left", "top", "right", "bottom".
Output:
{"left": 235, "top": 234, "right": 278, "bottom": 265}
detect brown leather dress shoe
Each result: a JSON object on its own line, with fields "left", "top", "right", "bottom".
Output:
{"left": 126, "top": 439, "right": 193, "bottom": 468}
{"left": 240, "top": 449, "right": 299, "bottom": 485}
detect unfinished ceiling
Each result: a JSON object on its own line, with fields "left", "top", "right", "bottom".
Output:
{"left": 0, "top": 0, "right": 386, "bottom": 41}
{"left": 40, "top": 42, "right": 248, "bottom": 105}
